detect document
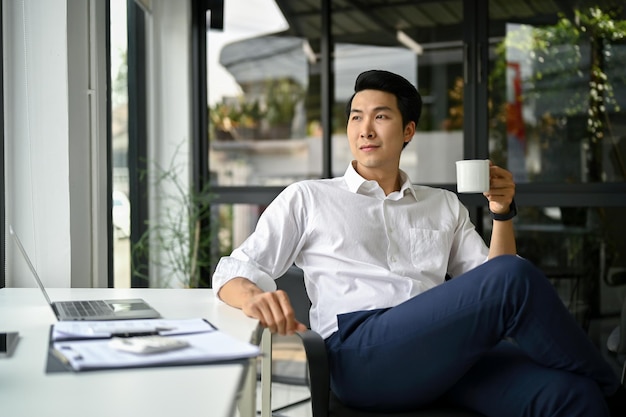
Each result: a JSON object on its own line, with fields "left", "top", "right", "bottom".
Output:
{"left": 52, "top": 318, "right": 214, "bottom": 340}
{"left": 49, "top": 318, "right": 260, "bottom": 371}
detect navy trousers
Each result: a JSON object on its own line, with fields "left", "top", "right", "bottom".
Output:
{"left": 325, "top": 255, "right": 620, "bottom": 416}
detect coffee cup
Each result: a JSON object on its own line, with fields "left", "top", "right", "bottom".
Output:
{"left": 455, "top": 160, "right": 490, "bottom": 193}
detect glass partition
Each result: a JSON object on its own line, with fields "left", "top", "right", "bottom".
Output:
{"left": 207, "top": 0, "right": 318, "bottom": 186}
{"left": 201, "top": 2, "right": 626, "bottom": 330}
{"left": 207, "top": 0, "right": 467, "bottom": 186}
{"left": 215, "top": 203, "right": 266, "bottom": 259}
{"left": 488, "top": 5, "right": 626, "bottom": 184}
{"left": 206, "top": 0, "right": 467, "bottom": 269}
{"left": 331, "top": 1, "right": 465, "bottom": 183}
{"left": 485, "top": 2, "right": 626, "bottom": 327}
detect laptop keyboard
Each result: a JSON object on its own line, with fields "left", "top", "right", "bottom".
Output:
{"left": 57, "top": 300, "right": 113, "bottom": 318}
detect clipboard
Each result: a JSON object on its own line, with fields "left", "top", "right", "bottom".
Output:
{"left": 46, "top": 318, "right": 260, "bottom": 373}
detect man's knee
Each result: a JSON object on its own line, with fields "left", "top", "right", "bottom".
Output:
{"left": 488, "top": 255, "right": 548, "bottom": 290}
{"left": 489, "top": 254, "right": 535, "bottom": 275}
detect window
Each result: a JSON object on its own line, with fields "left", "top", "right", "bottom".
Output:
{"left": 487, "top": 2, "right": 626, "bottom": 324}
{"left": 207, "top": 1, "right": 310, "bottom": 187}
{"left": 205, "top": 1, "right": 467, "bottom": 271}
{"left": 488, "top": 8, "right": 626, "bottom": 184}
{"left": 193, "top": 1, "right": 626, "bottom": 328}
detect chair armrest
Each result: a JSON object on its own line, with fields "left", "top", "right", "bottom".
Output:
{"left": 260, "top": 328, "right": 273, "bottom": 417}
{"left": 296, "top": 329, "right": 330, "bottom": 417}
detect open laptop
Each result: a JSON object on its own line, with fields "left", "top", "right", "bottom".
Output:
{"left": 9, "top": 226, "right": 161, "bottom": 321}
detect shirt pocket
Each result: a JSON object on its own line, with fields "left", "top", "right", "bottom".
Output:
{"left": 409, "top": 228, "right": 452, "bottom": 273}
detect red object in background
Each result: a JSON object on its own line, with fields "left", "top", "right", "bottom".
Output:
{"left": 506, "top": 62, "right": 526, "bottom": 147}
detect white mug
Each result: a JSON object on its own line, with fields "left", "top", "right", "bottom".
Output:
{"left": 456, "top": 159, "right": 490, "bottom": 193}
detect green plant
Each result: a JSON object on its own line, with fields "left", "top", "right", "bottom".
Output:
{"left": 209, "top": 102, "right": 239, "bottom": 131}
{"left": 131, "top": 144, "right": 215, "bottom": 288}
{"left": 488, "top": 6, "right": 626, "bottom": 178}
{"left": 209, "top": 98, "right": 265, "bottom": 140}
{"left": 265, "top": 78, "right": 304, "bottom": 126}
{"left": 238, "top": 99, "right": 264, "bottom": 128}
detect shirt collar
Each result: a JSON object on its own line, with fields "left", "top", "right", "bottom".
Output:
{"left": 344, "top": 161, "right": 417, "bottom": 200}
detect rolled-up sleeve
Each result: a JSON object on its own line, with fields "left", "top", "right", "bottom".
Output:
{"left": 212, "top": 255, "right": 277, "bottom": 294}
{"left": 212, "top": 182, "right": 308, "bottom": 298}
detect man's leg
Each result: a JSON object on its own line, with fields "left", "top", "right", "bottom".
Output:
{"left": 326, "top": 255, "right": 620, "bottom": 412}
{"left": 444, "top": 341, "right": 610, "bottom": 417}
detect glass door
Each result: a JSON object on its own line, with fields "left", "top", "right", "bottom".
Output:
{"left": 487, "top": 2, "right": 626, "bottom": 325}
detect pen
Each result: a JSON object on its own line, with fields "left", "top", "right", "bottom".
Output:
{"left": 111, "top": 331, "right": 160, "bottom": 338}
{"left": 59, "top": 345, "right": 83, "bottom": 359}
{"left": 51, "top": 345, "right": 84, "bottom": 371}
{"left": 51, "top": 347, "right": 71, "bottom": 366}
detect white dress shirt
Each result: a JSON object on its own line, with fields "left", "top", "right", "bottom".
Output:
{"left": 213, "top": 162, "right": 489, "bottom": 338}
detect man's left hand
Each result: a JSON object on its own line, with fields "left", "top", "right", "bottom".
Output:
{"left": 484, "top": 162, "right": 515, "bottom": 215}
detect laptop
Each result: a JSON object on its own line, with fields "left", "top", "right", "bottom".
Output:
{"left": 9, "top": 226, "right": 161, "bottom": 321}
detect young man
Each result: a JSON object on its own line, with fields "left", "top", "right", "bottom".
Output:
{"left": 213, "top": 70, "right": 625, "bottom": 416}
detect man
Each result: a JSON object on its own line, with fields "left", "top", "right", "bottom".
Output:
{"left": 213, "top": 70, "right": 625, "bottom": 416}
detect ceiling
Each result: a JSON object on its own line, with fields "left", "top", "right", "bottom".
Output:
{"left": 218, "top": 0, "right": 626, "bottom": 98}
{"left": 272, "top": 0, "right": 626, "bottom": 49}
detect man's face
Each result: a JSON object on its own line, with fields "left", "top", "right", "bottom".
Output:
{"left": 346, "top": 89, "right": 414, "bottom": 176}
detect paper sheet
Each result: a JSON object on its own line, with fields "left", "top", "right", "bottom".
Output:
{"left": 50, "top": 319, "right": 260, "bottom": 371}
{"left": 52, "top": 318, "right": 214, "bottom": 340}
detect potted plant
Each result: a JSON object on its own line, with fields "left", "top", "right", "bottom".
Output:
{"left": 131, "top": 144, "right": 216, "bottom": 288}
{"left": 210, "top": 98, "right": 265, "bottom": 141}
{"left": 264, "top": 78, "right": 304, "bottom": 139}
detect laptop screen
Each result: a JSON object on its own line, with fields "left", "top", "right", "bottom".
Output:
{"left": 9, "top": 225, "right": 55, "bottom": 306}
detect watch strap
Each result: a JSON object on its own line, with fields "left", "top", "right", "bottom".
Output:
{"left": 490, "top": 199, "right": 517, "bottom": 221}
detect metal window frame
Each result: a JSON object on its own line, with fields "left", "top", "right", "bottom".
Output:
{"left": 0, "top": 1, "right": 5, "bottom": 288}
{"left": 105, "top": 1, "right": 113, "bottom": 288}
{"left": 190, "top": 0, "right": 224, "bottom": 287}
{"left": 127, "top": 0, "right": 149, "bottom": 288}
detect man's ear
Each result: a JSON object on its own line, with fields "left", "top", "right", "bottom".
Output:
{"left": 404, "top": 121, "right": 416, "bottom": 142}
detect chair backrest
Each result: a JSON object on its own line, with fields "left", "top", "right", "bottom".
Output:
{"left": 276, "top": 265, "right": 311, "bottom": 328}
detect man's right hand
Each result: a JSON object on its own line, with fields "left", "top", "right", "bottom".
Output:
{"left": 242, "top": 290, "right": 307, "bottom": 335}
{"left": 217, "top": 277, "right": 307, "bottom": 336}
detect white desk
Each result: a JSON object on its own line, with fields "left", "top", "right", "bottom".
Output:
{"left": 0, "top": 288, "right": 259, "bottom": 417}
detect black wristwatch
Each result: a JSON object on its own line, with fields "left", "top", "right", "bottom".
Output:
{"left": 490, "top": 199, "right": 517, "bottom": 221}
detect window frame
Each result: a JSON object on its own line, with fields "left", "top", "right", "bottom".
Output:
{"left": 127, "top": 0, "right": 150, "bottom": 288}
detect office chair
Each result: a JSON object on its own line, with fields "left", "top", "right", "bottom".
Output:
{"left": 260, "top": 266, "right": 485, "bottom": 417}
{"left": 258, "top": 266, "right": 313, "bottom": 416}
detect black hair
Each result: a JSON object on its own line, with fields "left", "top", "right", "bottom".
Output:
{"left": 345, "top": 69, "right": 423, "bottom": 129}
